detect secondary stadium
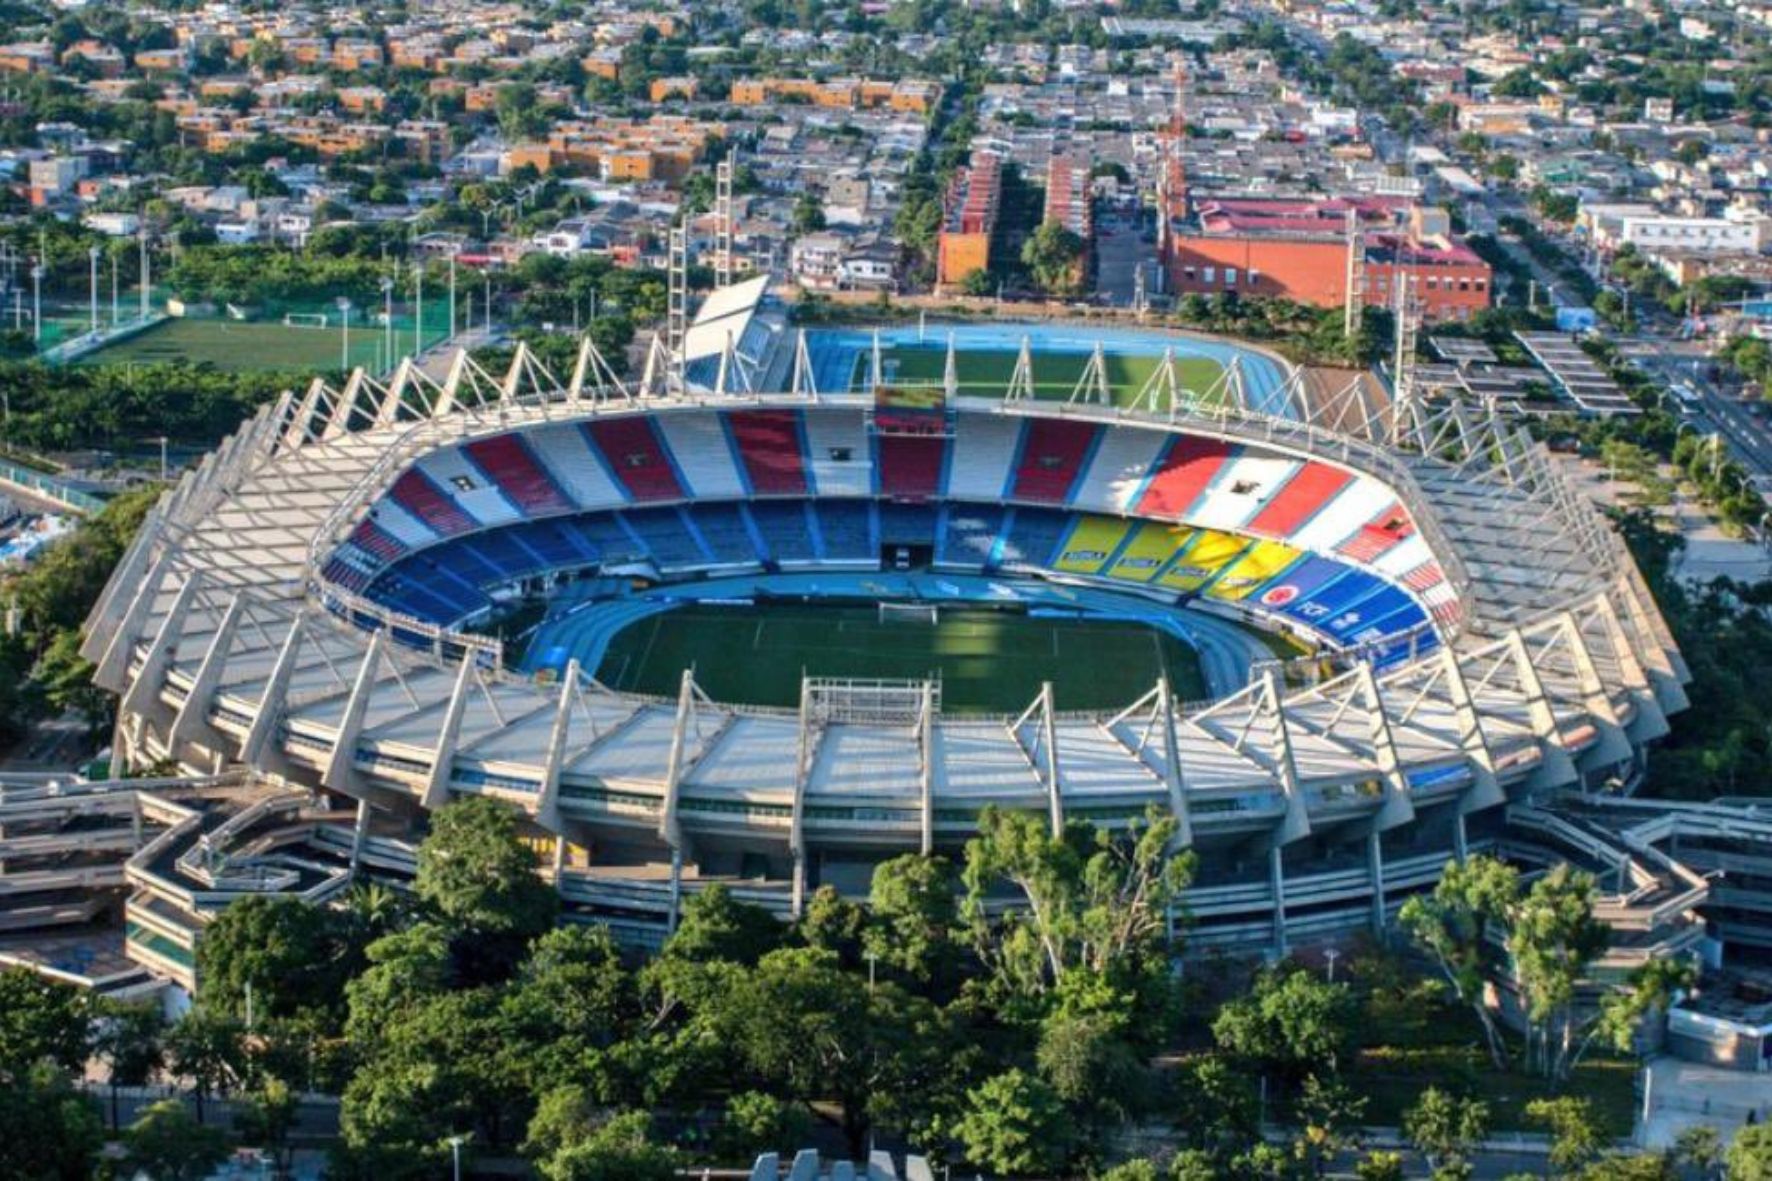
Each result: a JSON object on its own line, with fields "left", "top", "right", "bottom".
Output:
{"left": 77, "top": 276, "right": 1695, "bottom": 963}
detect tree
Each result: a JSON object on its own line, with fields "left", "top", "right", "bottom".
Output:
{"left": 662, "top": 883, "right": 784, "bottom": 966}
{"left": 1293, "top": 1072, "right": 1367, "bottom": 1177}
{"left": 865, "top": 854, "right": 960, "bottom": 985}
{"left": 715, "top": 1090, "right": 812, "bottom": 1162}
{"left": 1509, "top": 864, "right": 1608, "bottom": 1079}
{"left": 1172, "top": 1055, "right": 1259, "bottom": 1154}
{"left": 1211, "top": 968, "right": 1355, "bottom": 1087}
{"left": 1403, "top": 1087, "right": 1489, "bottom": 1172}
{"left": 93, "top": 1000, "right": 165, "bottom": 1131}
{"left": 791, "top": 191, "right": 826, "bottom": 235}
{"left": 344, "top": 922, "right": 454, "bottom": 1045}
{"left": 962, "top": 806, "right": 1193, "bottom": 1002}
{"left": 0, "top": 1066, "right": 104, "bottom": 1181}
{"left": 0, "top": 968, "right": 92, "bottom": 1083}
{"left": 124, "top": 1099, "right": 230, "bottom": 1181}
{"left": 236, "top": 1076, "right": 300, "bottom": 1177}
{"left": 416, "top": 796, "right": 559, "bottom": 979}
{"left": 800, "top": 884, "right": 867, "bottom": 967}
{"left": 712, "top": 947, "right": 952, "bottom": 1154}
{"left": 955, "top": 1068, "right": 1074, "bottom": 1176}
{"left": 1525, "top": 1096, "right": 1605, "bottom": 1175}
{"left": 1021, "top": 220, "right": 1087, "bottom": 297}
{"left": 1728, "top": 1123, "right": 1772, "bottom": 1181}
{"left": 166, "top": 1009, "right": 245, "bottom": 1124}
{"left": 196, "top": 895, "right": 366, "bottom": 1025}
{"left": 1671, "top": 1125, "right": 1721, "bottom": 1177}
{"left": 1355, "top": 1152, "right": 1406, "bottom": 1181}
{"left": 1399, "top": 855, "right": 1519, "bottom": 1067}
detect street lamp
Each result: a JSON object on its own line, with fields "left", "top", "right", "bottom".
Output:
{"left": 1323, "top": 948, "right": 1339, "bottom": 984}
{"left": 446, "top": 1134, "right": 469, "bottom": 1181}
{"left": 30, "top": 263, "right": 41, "bottom": 344}
{"left": 336, "top": 297, "right": 352, "bottom": 371}
{"left": 381, "top": 276, "right": 394, "bottom": 371}
{"left": 88, "top": 246, "right": 100, "bottom": 335}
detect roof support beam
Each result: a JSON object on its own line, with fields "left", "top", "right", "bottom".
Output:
{"left": 241, "top": 612, "right": 306, "bottom": 771}
{"left": 1557, "top": 612, "right": 1635, "bottom": 775}
{"left": 119, "top": 576, "right": 199, "bottom": 750}
{"left": 918, "top": 680, "right": 935, "bottom": 856}
{"left": 1265, "top": 670, "right": 1312, "bottom": 846}
{"left": 1508, "top": 629, "right": 1579, "bottom": 792}
{"left": 93, "top": 555, "right": 173, "bottom": 692}
{"left": 322, "top": 630, "right": 386, "bottom": 795}
{"left": 422, "top": 656, "right": 476, "bottom": 810}
{"left": 1359, "top": 663, "right": 1415, "bottom": 833}
{"left": 168, "top": 592, "right": 246, "bottom": 756}
{"left": 1439, "top": 646, "right": 1504, "bottom": 819}
{"left": 535, "top": 659, "right": 580, "bottom": 834}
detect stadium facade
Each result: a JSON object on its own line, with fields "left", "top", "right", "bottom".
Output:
{"left": 64, "top": 295, "right": 1706, "bottom": 971}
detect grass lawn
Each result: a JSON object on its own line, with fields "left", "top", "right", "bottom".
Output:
{"left": 857, "top": 346, "right": 1226, "bottom": 408}
{"left": 81, "top": 316, "right": 427, "bottom": 372}
{"left": 593, "top": 603, "right": 1206, "bottom": 712}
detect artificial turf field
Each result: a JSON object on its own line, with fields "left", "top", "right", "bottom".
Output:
{"left": 594, "top": 603, "right": 1206, "bottom": 712}
{"left": 81, "top": 316, "right": 445, "bottom": 372}
{"left": 857, "top": 345, "right": 1225, "bottom": 407}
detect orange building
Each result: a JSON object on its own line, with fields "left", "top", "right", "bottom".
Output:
{"left": 937, "top": 152, "right": 1002, "bottom": 288}
{"left": 729, "top": 76, "right": 938, "bottom": 114}
{"left": 1168, "top": 198, "right": 1492, "bottom": 322}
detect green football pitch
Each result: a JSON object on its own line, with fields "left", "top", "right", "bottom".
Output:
{"left": 81, "top": 315, "right": 447, "bottom": 372}
{"left": 855, "top": 346, "right": 1225, "bottom": 407}
{"left": 594, "top": 603, "right": 1205, "bottom": 713}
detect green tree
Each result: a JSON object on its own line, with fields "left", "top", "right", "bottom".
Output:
{"left": 196, "top": 895, "right": 366, "bottom": 1025}
{"left": 865, "top": 854, "right": 960, "bottom": 985}
{"left": 166, "top": 1008, "right": 245, "bottom": 1125}
{"left": 1403, "top": 1087, "right": 1489, "bottom": 1173}
{"left": 1671, "top": 1125, "right": 1721, "bottom": 1177}
{"left": 1510, "top": 864, "right": 1608, "bottom": 1079}
{"left": 662, "top": 883, "right": 784, "bottom": 966}
{"left": 791, "top": 191, "right": 827, "bottom": 235}
{"left": 800, "top": 884, "right": 867, "bottom": 967}
{"left": 0, "top": 968, "right": 92, "bottom": 1083}
{"left": 1211, "top": 968, "right": 1355, "bottom": 1087}
{"left": 1021, "top": 221, "right": 1087, "bottom": 297}
{"left": 124, "top": 1099, "right": 230, "bottom": 1181}
{"left": 955, "top": 1068, "right": 1074, "bottom": 1177}
{"left": 93, "top": 999, "right": 165, "bottom": 1131}
{"left": 961, "top": 806, "right": 1193, "bottom": 1002}
{"left": 527, "top": 1102, "right": 677, "bottom": 1181}
{"left": 1728, "top": 1123, "right": 1772, "bottom": 1181}
{"left": 236, "top": 1076, "right": 301, "bottom": 1177}
{"left": 0, "top": 1067, "right": 104, "bottom": 1181}
{"left": 1399, "top": 854, "right": 1519, "bottom": 1067}
{"left": 1355, "top": 1151, "right": 1406, "bottom": 1181}
{"left": 1293, "top": 1072, "right": 1367, "bottom": 1177}
{"left": 416, "top": 796, "right": 559, "bottom": 979}
{"left": 715, "top": 1090, "right": 812, "bottom": 1162}
{"left": 1526, "top": 1096, "right": 1605, "bottom": 1175}
{"left": 712, "top": 946, "right": 952, "bottom": 1154}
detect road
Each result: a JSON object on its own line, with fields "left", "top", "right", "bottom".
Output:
{"left": 1094, "top": 208, "right": 1156, "bottom": 308}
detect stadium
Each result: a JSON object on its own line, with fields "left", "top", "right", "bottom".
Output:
{"left": 69, "top": 274, "right": 1699, "bottom": 972}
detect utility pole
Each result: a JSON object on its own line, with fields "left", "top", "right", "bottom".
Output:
{"left": 381, "top": 276, "right": 393, "bottom": 367}
{"left": 1343, "top": 205, "right": 1365, "bottom": 338}
{"left": 337, "top": 297, "right": 351, "bottom": 371}
{"left": 88, "top": 246, "right": 99, "bottom": 336}
{"left": 448, "top": 254, "right": 458, "bottom": 342}
{"left": 110, "top": 251, "right": 118, "bottom": 328}
{"left": 138, "top": 228, "right": 149, "bottom": 321}
{"left": 31, "top": 263, "right": 41, "bottom": 344}
{"left": 414, "top": 261, "right": 423, "bottom": 355}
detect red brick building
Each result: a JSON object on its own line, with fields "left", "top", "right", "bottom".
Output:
{"left": 1167, "top": 197, "right": 1492, "bottom": 322}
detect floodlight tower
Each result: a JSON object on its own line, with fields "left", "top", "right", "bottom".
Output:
{"left": 1343, "top": 206, "right": 1365, "bottom": 338}
{"left": 666, "top": 223, "right": 689, "bottom": 394}
{"left": 1390, "top": 272, "right": 1421, "bottom": 447}
{"left": 715, "top": 151, "right": 735, "bottom": 291}
{"left": 1155, "top": 56, "right": 1188, "bottom": 271}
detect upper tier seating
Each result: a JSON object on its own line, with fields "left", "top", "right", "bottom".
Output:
{"left": 585, "top": 418, "right": 683, "bottom": 501}
{"left": 1011, "top": 419, "right": 1099, "bottom": 503}
{"left": 390, "top": 469, "right": 477, "bottom": 537}
{"left": 877, "top": 435, "right": 946, "bottom": 499}
{"left": 464, "top": 435, "right": 574, "bottom": 516}
{"left": 655, "top": 412, "right": 746, "bottom": 499}
{"left": 1136, "top": 436, "right": 1233, "bottom": 520}
{"left": 727, "top": 411, "right": 810, "bottom": 495}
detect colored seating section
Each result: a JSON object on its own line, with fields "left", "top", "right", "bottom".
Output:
{"left": 340, "top": 416, "right": 1453, "bottom": 666}
{"left": 464, "top": 435, "right": 574, "bottom": 516}
{"left": 727, "top": 411, "right": 809, "bottom": 495}
{"left": 1011, "top": 419, "right": 1099, "bottom": 503}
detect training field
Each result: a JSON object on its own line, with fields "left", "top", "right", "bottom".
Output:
{"left": 82, "top": 317, "right": 431, "bottom": 372}
{"left": 593, "top": 603, "right": 1206, "bottom": 712}
{"left": 856, "top": 345, "right": 1225, "bottom": 407}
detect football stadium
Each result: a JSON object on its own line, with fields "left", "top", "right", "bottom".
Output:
{"left": 28, "top": 272, "right": 1750, "bottom": 1002}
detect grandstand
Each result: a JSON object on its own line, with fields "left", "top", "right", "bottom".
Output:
{"left": 66, "top": 296, "right": 1695, "bottom": 976}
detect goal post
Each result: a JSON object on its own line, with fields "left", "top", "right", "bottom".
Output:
{"left": 878, "top": 601, "right": 938, "bottom": 625}
{"left": 283, "top": 312, "right": 329, "bottom": 329}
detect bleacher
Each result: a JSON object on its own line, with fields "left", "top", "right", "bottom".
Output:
{"left": 464, "top": 435, "right": 574, "bottom": 516}
{"left": 946, "top": 414, "right": 1020, "bottom": 502}
{"left": 655, "top": 412, "right": 746, "bottom": 499}
{"left": 876, "top": 435, "right": 946, "bottom": 499}
{"left": 879, "top": 502, "right": 937, "bottom": 545}
{"left": 584, "top": 418, "right": 683, "bottom": 502}
{"left": 690, "top": 502, "right": 764, "bottom": 566}
{"left": 525, "top": 423, "right": 628, "bottom": 510}
{"left": 1011, "top": 419, "right": 1099, "bottom": 503}
{"left": 747, "top": 501, "right": 820, "bottom": 564}
{"left": 727, "top": 411, "right": 810, "bottom": 495}
{"left": 939, "top": 506, "right": 1007, "bottom": 568}
{"left": 1136, "top": 436, "right": 1234, "bottom": 520}
{"left": 622, "top": 507, "right": 707, "bottom": 567}
{"left": 815, "top": 501, "right": 873, "bottom": 561}
{"left": 998, "top": 507, "right": 1070, "bottom": 569}
{"left": 389, "top": 469, "right": 477, "bottom": 537}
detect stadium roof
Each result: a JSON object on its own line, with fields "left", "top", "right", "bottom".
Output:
{"left": 683, "top": 274, "right": 771, "bottom": 366}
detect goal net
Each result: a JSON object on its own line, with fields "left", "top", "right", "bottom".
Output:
{"left": 283, "top": 313, "right": 329, "bottom": 329}
{"left": 878, "top": 601, "right": 938, "bottom": 625}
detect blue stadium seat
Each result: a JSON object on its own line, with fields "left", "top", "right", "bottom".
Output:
{"left": 690, "top": 503, "right": 763, "bottom": 565}
{"left": 816, "top": 501, "right": 873, "bottom": 560}
{"left": 747, "top": 501, "right": 818, "bottom": 563}
{"left": 621, "top": 507, "right": 707, "bottom": 568}
{"left": 999, "top": 508, "right": 1070, "bottom": 568}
